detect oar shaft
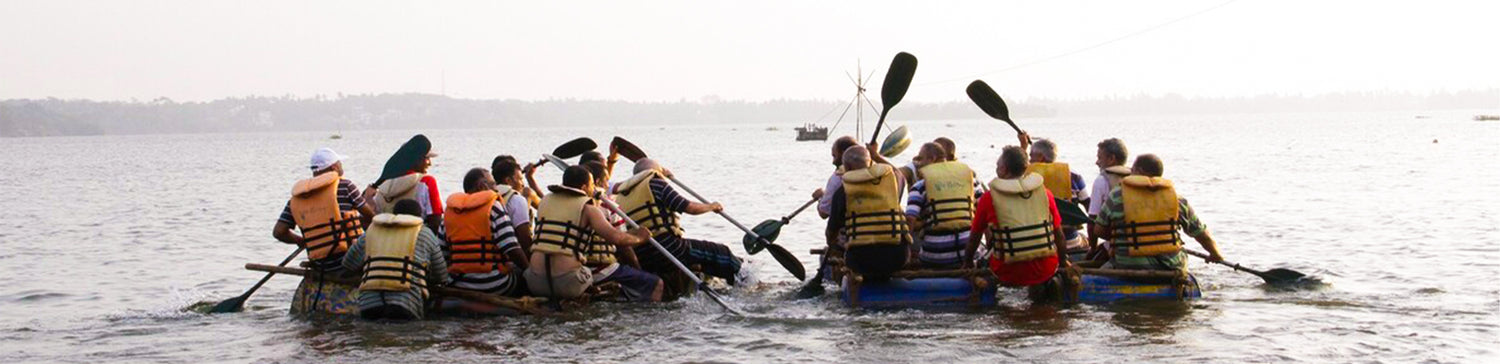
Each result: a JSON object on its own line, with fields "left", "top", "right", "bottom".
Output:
{"left": 1183, "top": 248, "right": 1263, "bottom": 275}
{"left": 666, "top": 176, "right": 771, "bottom": 247}
{"left": 244, "top": 247, "right": 305, "bottom": 297}
{"left": 783, "top": 198, "right": 818, "bottom": 222}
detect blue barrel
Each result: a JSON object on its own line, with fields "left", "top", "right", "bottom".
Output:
{"left": 1075, "top": 273, "right": 1202, "bottom": 303}
{"left": 841, "top": 277, "right": 997, "bottom": 308}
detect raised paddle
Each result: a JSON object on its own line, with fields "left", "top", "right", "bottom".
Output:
{"left": 1182, "top": 248, "right": 1316, "bottom": 285}
{"left": 542, "top": 154, "right": 745, "bottom": 316}
{"left": 208, "top": 247, "right": 304, "bottom": 313}
{"left": 609, "top": 137, "right": 806, "bottom": 280}
{"left": 965, "top": 80, "right": 1022, "bottom": 134}
{"left": 552, "top": 137, "right": 598, "bottom": 160}
{"left": 868, "top": 52, "right": 919, "bottom": 145}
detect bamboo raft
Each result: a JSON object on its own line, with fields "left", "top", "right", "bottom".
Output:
{"left": 246, "top": 263, "right": 625, "bottom": 317}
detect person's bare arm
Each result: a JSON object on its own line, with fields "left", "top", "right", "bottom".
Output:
{"left": 273, "top": 221, "right": 302, "bottom": 245}
{"left": 356, "top": 202, "right": 376, "bottom": 227}
{"left": 1191, "top": 231, "right": 1224, "bottom": 262}
{"left": 506, "top": 245, "right": 530, "bottom": 270}
{"left": 962, "top": 231, "right": 983, "bottom": 269}
{"left": 524, "top": 161, "right": 545, "bottom": 200}
{"left": 513, "top": 223, "right": 534, "bottom": 255}
{"left": 1017, "top": 131, "right": 1032, "bottom": 151}
{"left": 866, "top": 142, "right": 890, "bottom": 165}
{"left": 586, "top": 206, "right": 649, "bottom": 246}
{"left": 683, "top": 201, "right": 723, "bottom": 215}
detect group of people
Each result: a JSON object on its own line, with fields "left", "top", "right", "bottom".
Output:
{"left": 272, "top": 135, "right": 753, "bottom": 320}
{"left": 809, "top": 131, "right": 1227, "bottom": 292}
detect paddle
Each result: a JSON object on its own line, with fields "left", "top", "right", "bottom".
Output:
{"left": 868, "top": 52, "right": 919, "bottom": 145}
{"left": 1055, "top": 197, "right": 1090, "bottom": 226}
{"left": 552, "top": 137, "right": 598, "bottom": 160}
{"left": 243, "top": 263, "right": 552, "bottom": 316}
{"left": 1183, "top": 248, "right": 1315, "bottom": 285}
{"left": 542, "top": 154, "right": 745, "bottom": 316}
{"left": 610, "top": 137, "right": 806, "bottom": 280}
{"left": 208, "top": 247, "right": 304, "bottom": 313}
{"left": 743, "top": 198, "right": 816, "bottom": 255}
{"left": 965, "top": 80, "right": 1022, "bottom": 134}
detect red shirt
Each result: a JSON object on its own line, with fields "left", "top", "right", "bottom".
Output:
{"left": 419, "top": 174, "right": 443, "bottom": 217}
{"left": 970, "top": 189, "right": 1062, "bottom": 286}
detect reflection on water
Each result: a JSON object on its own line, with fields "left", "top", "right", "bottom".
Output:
{"left": 2, "top": 110, "right": 1498, "bottom": 362}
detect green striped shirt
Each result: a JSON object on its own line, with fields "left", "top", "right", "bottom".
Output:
{"left": 341, "top": 225, "right": 450, "bottom": 319}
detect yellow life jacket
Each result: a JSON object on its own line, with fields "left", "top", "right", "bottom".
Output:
{"left": 376, "top": 173, "right": 424, "bottom": 214}
{"left": 584, "top": 189, "right": 618, "bottom": 266}
{"left": 841, "top": 164, "right": 910, "bottom": 247}
{"left": 443, "top": 190, "right": 508, "bottom": 275}
{"left": 358, "top": 214, "right": 428, "bottom": 299}
{"left": 615, "top": 170, "right": 684, "bottom": 238}
{"left": 1025, "top": 162, "right": 1073, "bottom": 200}
{"left": 532, "top": 186, "right": 595, "bottom": 261}
{"left": 917, "top": 161, "right": 976, "bottom": 233}
{"left": 986, "top": 173, "right": 1058, "bottom": 263}
{"left": 1102, "top": 165, "right": 1132, "bottom": 192}
{"left": 1112, "top": 175, "right": 1183, "bottom": 257}
{"left": 289, "top": 172, "right": 364, "bottom": 261}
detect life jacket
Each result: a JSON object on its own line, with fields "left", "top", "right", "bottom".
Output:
{"left": 532, "top": 186, "right": 595, "bottom": 261}
{"left": 841, "top": 164, "right": 910, "bottom": 247}
{"left": 443, "top": 190, "right": 508, "bottom": 275}
{"left": 376, "top": 173, "right": 425, "bottom": 214}
{"left": 1112, "top": 175, "right": 1183, "bottom": 257}
{"left": 358, "top": 213, "right": 428, "bottom": 300}
{"left": 1025, "top": 162, "right": 1073, "bottom": 200}
{"left": 986, "top": 173, "right": 1058, "bottom": 263}
{"left": 615, "top": 170, "right": 684, "bottom": 238}
{"left": 584, "top": 189, "right": 618, "bottom": 266}
{"left": 289, "top": 172, "right": 364, "bottom": 261}
{"left": 917, "top": 161, "right": 976, "bottom": 233}
{"left": 1102, "top": 165, "right": 1132, "bottom": 192}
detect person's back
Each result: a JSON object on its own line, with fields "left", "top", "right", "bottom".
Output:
{"left": 439, "top": 168, "right": 528, "bottom": 307}
{"left": 342, "top": 199, "right": 449, "bottom": 320}
{"left": 905, "top": 142, "right": 981, "bottom": 269}
{"left": 275, "top": 148, "right": 372, "bottom": 275}
{"left": 1094, "top": 154, "right": 1225, "bottom": 271}
{"left": 965, "top": 146, "right": 1067, "bottom": 287}
{"left": 614, "top": 159, "right": 748, "bottom": 286}
{"left": 837, "top": 146, "right": 911, "bottom": 279}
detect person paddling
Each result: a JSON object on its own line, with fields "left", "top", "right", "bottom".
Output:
{"left": 341, "top": 199, "right": 450, "bottom": 320}
{"left": 1018, "top": 133, "right": 1090, "bottom": 256}
{"left": 525, "top": 166, "right": 651, "bottom": 300}
{"left": 905, "top": 143, "right": 984, "bottom": 269}
{"left": 963, "top": 146, "right": 1069, "bottom": 288}
{"left": 614, "top": 158, "right": 755, "bottom": 289}
{"left": 581, "top": 161, "right": 665, "bottom": 302}
{"left": 829, "top": 144, "right": 912, "bottom": 279}
{"left": 435, "top": 168, "right": 530, "bottom": 315}
{"left": 1093, "top": 154, "right": 1225, "bottom": 270}
{"left": 273, "top": 147, "right": 374, "bottom": 275}
{"left": 491, "top": 156, "right": 538, "bottom": 253}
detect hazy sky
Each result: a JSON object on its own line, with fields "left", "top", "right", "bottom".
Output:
{"left": 2, "top": 1, "right": 1496, "bottom": 103}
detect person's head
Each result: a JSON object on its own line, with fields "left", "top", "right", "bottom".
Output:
{"left": 1132, "top": 154, "right": 1164, "bottom": 177}
{"left": 583, "top": 161, "right": 608, "bottom": 187}
{"left": 580, "top": 151, "right": 604, "bottom": 165}
{"left": 309, "top": 147, "right": 346, "bottom": 176}
{"left": 933, "top": 137, "right": 957, "bottom": 161}
{"left": 463, "top": 167, "right": 495, "bottom": 193}
{"left": 562, "top": 165, "right": 594, "bottom": 193}
{"left": 841, "top": 145, "right": 872, "bottom": 170}
{"left": 1096, "top": 138, "right": 1128, "bottom": 169}
{"left": 633, "top": 158, "right": 660, "bottom": 174}
{"left": 831, "top": 136, "right": 859, "bottom": 166}
{"left": 996, "top": 146, "right": 1028, "bottom": 179}
{"left": 392, "top": 199, "right": 423, "bottom": 218}
{"left": 914, "top": 142, "right": 946, "bottom": 167}
{"left": 491, "top": 155, "right": 522, "bottom": 188}
{"left": 1030, "top": 139, "right": 1058, "bottom": 163}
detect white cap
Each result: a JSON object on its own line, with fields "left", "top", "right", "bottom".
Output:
{"left": 309, "top": 147, "right": 346, "bottom": 171}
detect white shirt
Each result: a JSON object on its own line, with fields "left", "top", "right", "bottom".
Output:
{"left": 504, "top": 192, "right": 531, "bottom": 227}
{"left": 817, "top": 172, "right": 843, "bottom": 217}
{"left": 1088, "top": 174, "right": 1110, "bottom": 217}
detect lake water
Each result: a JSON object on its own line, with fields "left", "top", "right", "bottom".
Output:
{"left": 2, "top": 110, "right": 1497, "bottom": 363}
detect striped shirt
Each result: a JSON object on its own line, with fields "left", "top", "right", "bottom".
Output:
{"left": 278, "top": 178, "right": 365, "bottom": 272}
{"left": 340, "top": 225, "right": 450, "bottom": 319}
{"left": 435, "top": 199, "right": 521, "bottom": 295}
{"left": 629, "top": 178, "right": 694, "bottom": 266}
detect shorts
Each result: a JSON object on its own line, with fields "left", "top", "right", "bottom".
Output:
{"left": 523, "top": 260, "right": 593, "bottom": 299}
{"left": 845, "top": 242, "right": 910, "bottom": 279}
{"left": 594, "top": 264, "right": 661, "bottom": 302}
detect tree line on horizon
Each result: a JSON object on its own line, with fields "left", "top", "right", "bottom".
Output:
{"left": 1, "top": 89, "right": 1494, "bottom": 137}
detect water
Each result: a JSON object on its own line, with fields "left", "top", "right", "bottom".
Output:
{"left": 2, "top": 110, "right": 1497, "bottom": 362}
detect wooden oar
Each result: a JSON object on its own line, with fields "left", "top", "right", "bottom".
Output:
{"left": 965, "top": 80, "right": 1022, "bottom": 134}
{"left": 542, "top": 154, "right": 745, "bottom": 316}
{"left": 610, "top": 137, "right": 806, "bottom": 280}
{"left": 209, "top": 247, "right": 304, "bottom": 313}
{"left": 868, "top": 52, "right": 919, "bottom": 145}
{"left": 243, "top": 263, "right": 552, "bottom": 316}
{"left": 1183, "top": 249, "right": 1315, "bottom": 285}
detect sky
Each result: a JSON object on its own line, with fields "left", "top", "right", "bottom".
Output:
{"left": 2, "top": 0, "right": 1497, "bottom": 103}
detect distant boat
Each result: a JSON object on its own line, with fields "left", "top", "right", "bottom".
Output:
{"left": 766, "top": 126, "right": 779, "bottom": 131}
{"left": 795, "top": 124, "right": 829, "bottom": 141}
{"left": 329, "top": 134, "right": 342, "bottom": 140}
{"left": 1475, "top": 115, "right": 1500, "bottom": 121}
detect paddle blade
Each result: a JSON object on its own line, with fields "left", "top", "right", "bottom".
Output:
{"left": 743, "top": 219, "right": 782, "bottom": 254}
{"left": 1261, "top": 268, "right": 1315, "bottom": 285}
{"left": 1055, "top": 197, "right": 1090, "bottom": 226}
{"left": 376, "top": 134, "right": 432, "bottom": 186}
{"left": 765, "top": 243, "right": 807, "bottom": 281}
{"left": 551, "top": 137, "right": 598, "bottom": 160}
{"left": 208, "top": 295, "right": 247, "bottom": 313}
{"left": 966, "top": 80, "right": 1012, "bottom": 123}
{"left": 880, "top": 52, "right": 919, "bottom": 111}
{"left": 878, "top": 125, "right": 912, "bottom": 158}
{"left": 542, "top": 154, "right": 570, "bottom": 169}
{"left": 611, "top": 137, "right": 649, "bottom": 162}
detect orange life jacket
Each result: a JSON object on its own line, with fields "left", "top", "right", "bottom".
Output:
{"left": 443, "top": 190, "right": 508, "bottom": 274}
{"left": 289, "top": 172, "right": 364, "bottom": 262}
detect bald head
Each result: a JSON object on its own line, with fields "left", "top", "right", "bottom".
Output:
{"left": 842, "top": 145, "right": 872, "bottom": 170}
{"left": 633, "top": 158, "right": 660, "bottom": 174}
